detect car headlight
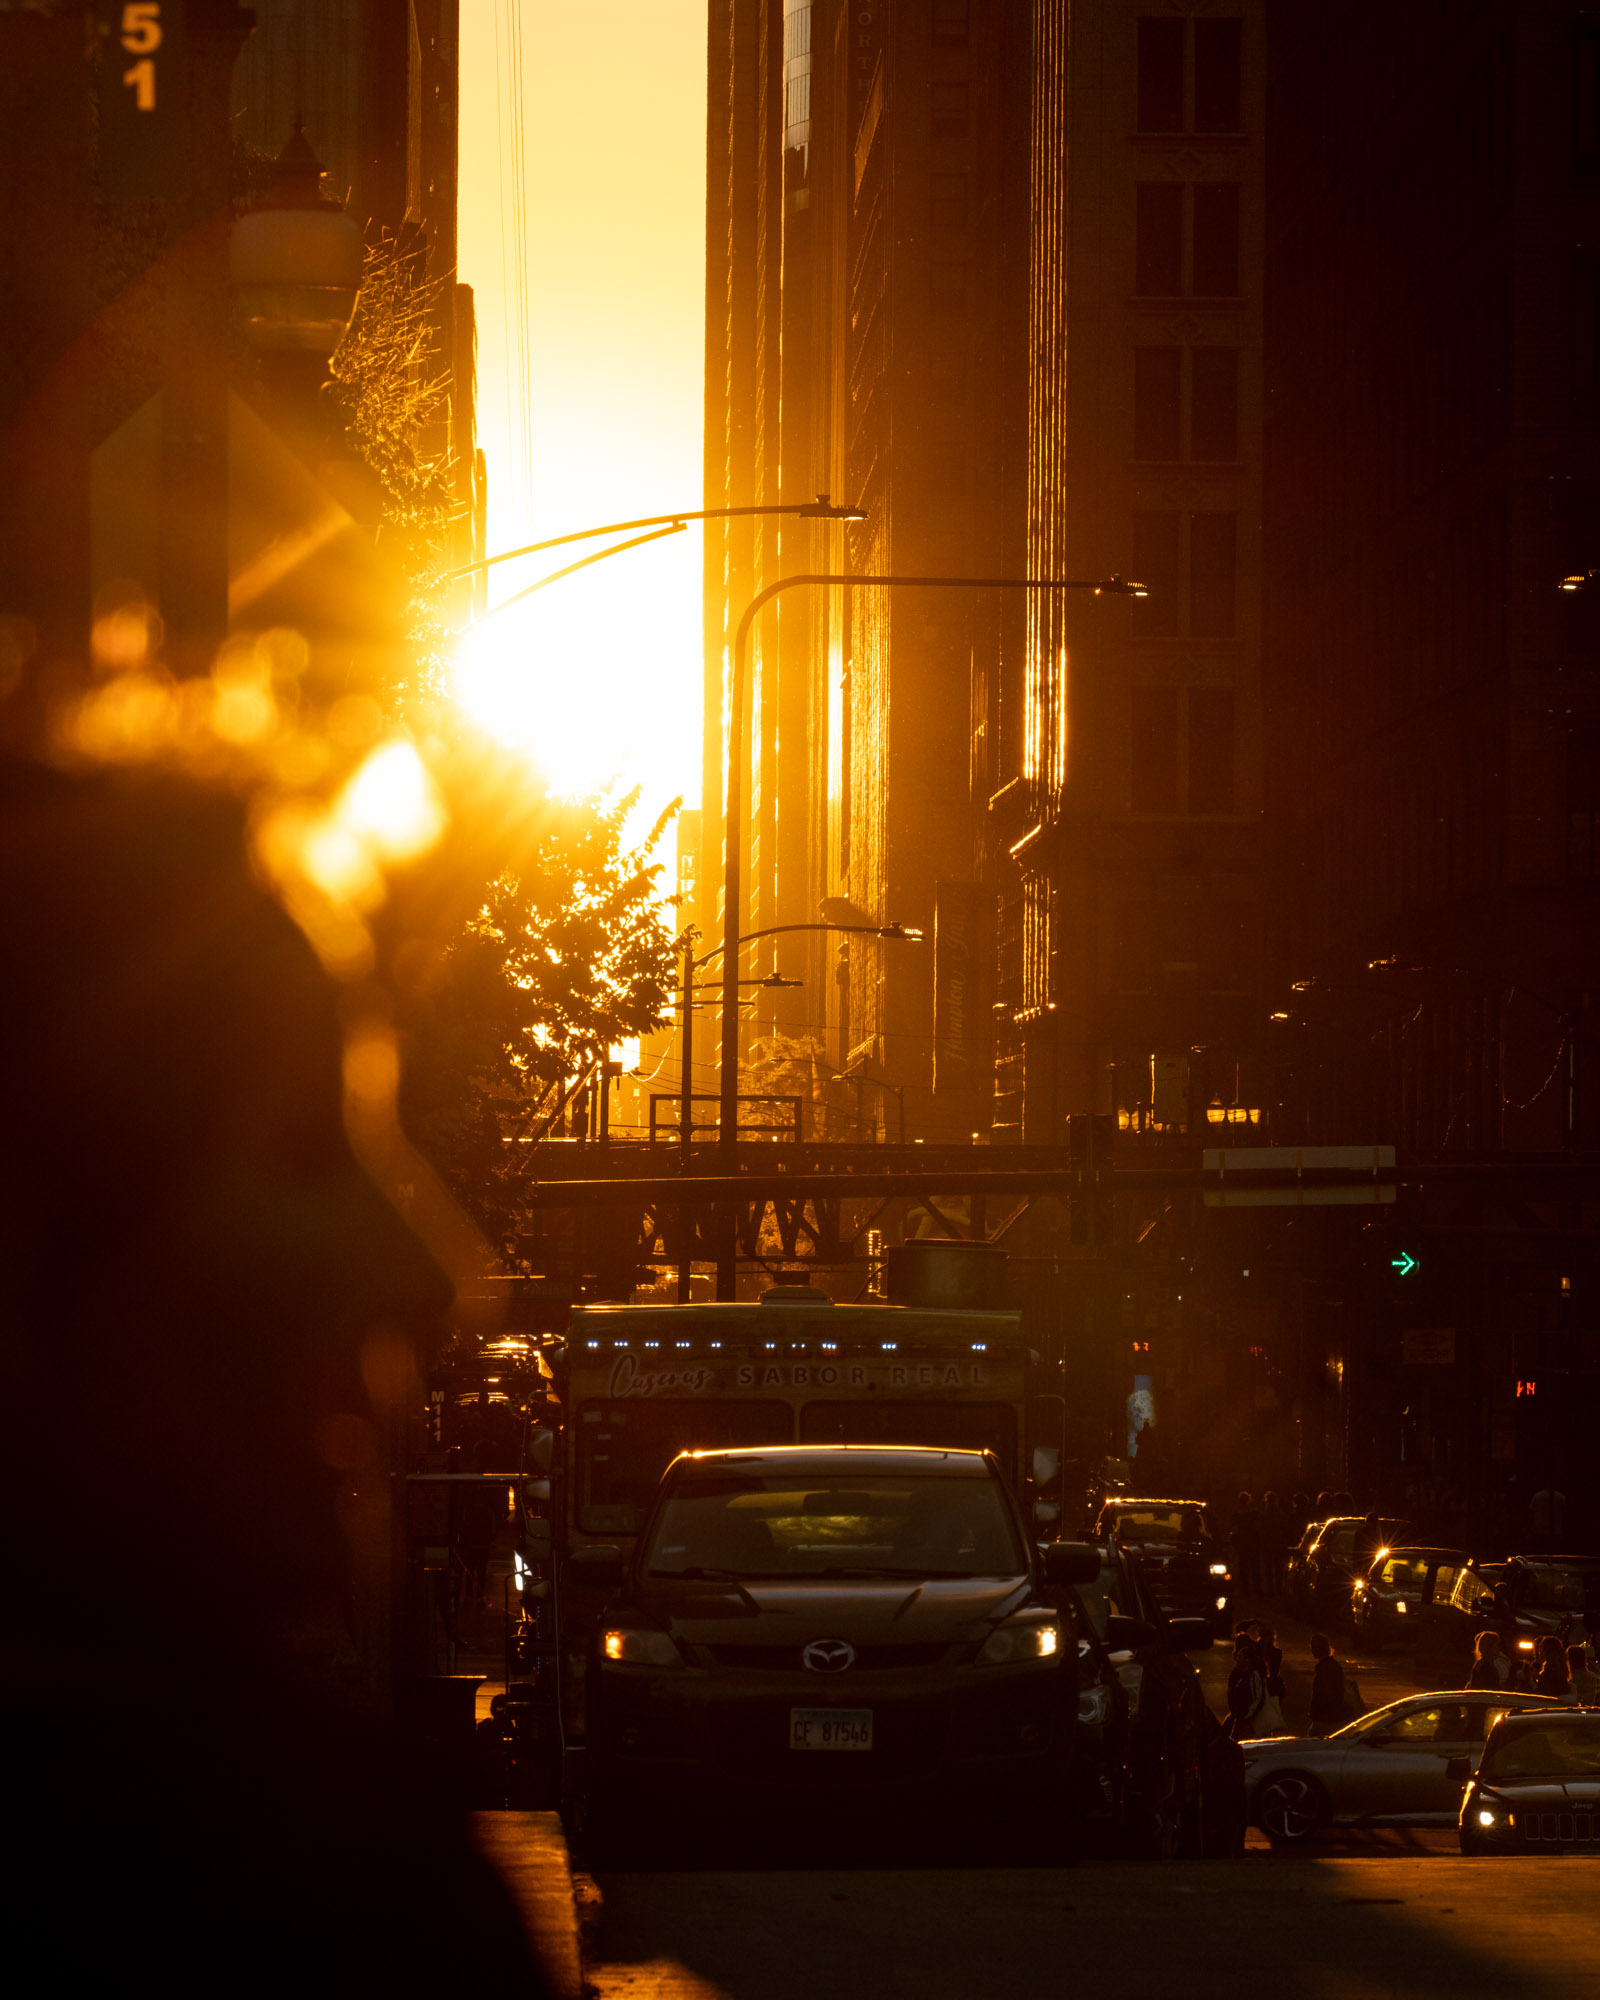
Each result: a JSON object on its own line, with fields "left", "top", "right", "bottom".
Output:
{"left": 1209, "top": 1563, "right": 1229, "bottom": 1576}
{"left": 1475, "top": 1807, "right": 1500, "bottom": 1828}
{"left": 977, "top": 1618, "right": 1061, "bottom": 1666}
{"left": 601, "top": 1627, "right": 684, "bottom": 1668}
{"left": 1517, "top": 1638, "right": 1535, "bottom": 1652}
{"left": 1395, "top": 1599, "right": 1407, "bottom": 1614}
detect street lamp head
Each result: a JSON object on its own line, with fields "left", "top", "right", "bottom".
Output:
{"left": 230, "top": 122, "right": 362, "bottom": 356}
{"left": 875, "top": 922, "right": 925, "bottom": 942}
{"left": 798, "top": 492, "right": 868, "bottom": 521}
{"left": 756, "top": 972, "right": 804, "bottom": 989}
{"left": 1560, "top": 571, "right": 1598, "bottom": 594}
{"left": 1367, "top": 955, "right": 1398, "bottom": 971}
{"left": 1093, "top": 574, "right": 1149, "bottom": 597}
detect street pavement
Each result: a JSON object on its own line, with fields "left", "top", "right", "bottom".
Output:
{"left": 587, "top": 1857, "right": 1600, "bottom": 1999}
{"left": 579, "top": 1594, "right": 1599, "bottom": 1998}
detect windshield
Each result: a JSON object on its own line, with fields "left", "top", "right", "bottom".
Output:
{"left": 1113, "top": 1506, "right": 1208, "bottom": 1541}
{"left": 577, "top": 1399, "right": 794, "bottom": 1535}
{"left": 641, "top": 1471, "right": 1026, "bottom": 1580}
{"left": 1522, "top": 1567, "right": 1600, "bottom": 1613}
{"left": 1480, "top": 1720, "right": 1600, "bottom": 1781}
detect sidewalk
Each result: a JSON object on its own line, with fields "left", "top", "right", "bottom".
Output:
{"left": 475, "top": 1810, "right": 586, "bottom": 2000}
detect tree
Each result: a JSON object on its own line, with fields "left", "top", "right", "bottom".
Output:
{"left": 396, "top": 788, "right": 680, "bottom": 1249}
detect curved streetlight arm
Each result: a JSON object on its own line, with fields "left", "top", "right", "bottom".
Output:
{"left": 719, "top": 570, "right": 1144, "bottom": 1165}
{"left": 446, "top": 494, "right": 866, "bottom": 583}
{"left": 693, "top": 919, "right": 921, "bottom": 973}
{"left": 455, "top": 521, "right": 687, "bottom": 634}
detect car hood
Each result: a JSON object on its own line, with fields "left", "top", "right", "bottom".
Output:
{"left": 630, "top": 1574, "right": 1034, "bottom": 1645}
{"left": 1241, "top": 1733, "right": 1341, "bottom": 1760}
{"left": 1479, "top": 1779, "right": 1600, "bottom": 1807}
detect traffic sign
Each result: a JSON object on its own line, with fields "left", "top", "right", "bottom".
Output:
{"left": 1390, "top": 1250, "right": 1419, "bottom": 1277}
{"left": 1203, "top": 1144, "right": 1396, "bottom": 1206}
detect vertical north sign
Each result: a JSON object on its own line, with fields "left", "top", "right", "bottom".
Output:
{"left": 97, "top": 2, "right": 189, "bottom": 196}
{"left": 933, "top": 881, "right": 986, "bottom": 1095}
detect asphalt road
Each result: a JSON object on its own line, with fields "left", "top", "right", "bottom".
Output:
{"left": 588, "top": 1857, "right": 1600, "bottom": 1999}
{"left": 584, "top": 1596, "right": 1600, "bottom": 1997}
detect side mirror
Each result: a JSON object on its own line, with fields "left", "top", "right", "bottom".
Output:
{"left": 1473, "top": 1596, "right": 1497, "bottom": 1617}
{"left": 567, "top": 1544, "right": 624, "bottom": 1589}
{"left": 1445, "top": 1756, "right": 1471, "bottom": 1783}
{"left": 1165, "top": 1617, "right": 1215, "bottom": 1653}
{"left": 1042, "top": 1541, "right": 1102, "bottom": 1587}
{"left": 1105, "top": 1614, "right": 1162, "bottom": 1654}
{"left": 521, "top": 1517, "right": 552, "bottom": 1562}
{"left": 526, "top": 1428, "right": 555, "bottom": 1475}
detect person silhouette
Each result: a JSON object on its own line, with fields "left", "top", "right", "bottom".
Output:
{"left": 1, "top": 756, "right": 547, "bottom": 1990}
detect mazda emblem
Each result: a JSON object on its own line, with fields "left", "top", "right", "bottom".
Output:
{"left": 802, "top": 1638, "right": 856, "bottom": 1673}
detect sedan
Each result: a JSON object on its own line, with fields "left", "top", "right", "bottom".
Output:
{"left": 1288, "top": 1514, "right": 1413, "bottom": 1622}
{"left": 1090, "top": 1496, "right": 1233, "bottom": 1634}
{"left": 1460, "top": 1708, "right": 1600, "bottom": 1854}
{"left": 579, "top": 1443, "right": 1102, "bottom": 1857}
{"left": 1242, "top": 1689, "right": 1558, "bottom": 1844}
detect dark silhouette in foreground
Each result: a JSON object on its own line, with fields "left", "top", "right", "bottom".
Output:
{"left": 1, "top": 757, "right": 545, "bottom": 1990}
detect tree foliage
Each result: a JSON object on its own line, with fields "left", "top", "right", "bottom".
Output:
{"left": 396, "top": 790, "right": 680, "bottom": 1248}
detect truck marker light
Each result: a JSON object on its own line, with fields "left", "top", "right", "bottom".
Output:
{"left": 972, "top": 1343, "right": 987, "bottom": 1352}
{"left": 676, "top": 1341, "right": 691, "bottom": 1349}
{"left": 883, "top": 1343, "right": 898, "bottom": 1352}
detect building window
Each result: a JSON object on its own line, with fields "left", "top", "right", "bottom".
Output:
{"left": 1135, "top": 183, "right": 1184, "bottom": 297}
{"left": 1131, "top": 511, "right": 1181, "bottom": 635}
{"left": 1187, "top": 687, "right": 1235, "bottom": 813}
{"left": 1131, "top": 685, "right": 1180, "bottom": 813}
{"left": 1577, "top": 23, "right": 1600, "bottom": 186}
{"left": 1189, "top": 511, "right": 1237, "bottom": 636}
{"left": 931, "top": 171, "right": 968, "bottom": 227}
{"left": 1577, "top": 259, "right": 1600, "bottom": 419}
{"left": 1136, "top": 18, "right": 1184, "bottom": 133}
{"left": 931, "top": 81, "right": 968, "bottom": 138}
{"left": 1189, "top": 346, "right": 1239, "bottom": 460}
{"left": 933, "top": 0, "right": 970, "bottom": 45}
{"left": 1193, "top": 19, "right": 1243, "bottom": 134}
{"left": 1131, "top": 686, "right": 1235, "bottom": 816}
{"left": 1022, "top": 873, "right": 1054, "bottom": 1017}
{"left": 929, "top": 260, "right": 968, "bottom": 309}
{"left": 1568, "top": 728, "right": 1600, "bottom": 876}
{"left": 1192, "top": 183, "right": 1241, "bottom": 297}
{"left": 1133, "top": 348, "right": 1182, "bottom": 460}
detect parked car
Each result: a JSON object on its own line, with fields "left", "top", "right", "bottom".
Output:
{"left": 1287, "top": 1514, "right": 1413, "bottom": 1621}
{"left": 1350, "top": 1546, "right": 1473, "bottom": 1650}
{"left": 579, "top": 1444, "right": 1103, "bottom": 1857}
{"left": 1073, "top": 1539, "right": 1214, "bottom": 1856}
{"left": 1459, "top": 1707, "right": 1600, "bottom": 1854}
{"left": 1242, "top": 1689, "right": 1557, "bottom": 1844}
{"left": 1427, "top": 1554, "right": 1599, "bottom": 1679}
{"left": 1090, "top": 1495, "right": 1234, "bottom": 1634}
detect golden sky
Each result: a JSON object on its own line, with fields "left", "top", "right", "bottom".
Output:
{"left": 455, "top": 1, "right": 708, "bottom": 816}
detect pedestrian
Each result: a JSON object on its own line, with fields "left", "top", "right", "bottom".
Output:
{"left": 1314, "top": 1490, "right": 1333, "bottom": 1518}
{"left": 1467, "top": 1630, "right": 1513, "bottom": 1691}
{"left": 1230, "top": 1491, "right": 1260, "bottom": 1595}
{"left": 1308, "top": 1632, "right": 1346, "bottom": 1737}
{"left": 1564, "top": 1645, "right": 1600, "bottom": 1704}
{"left": 1534, "top": 1634, "right": 1570, "bottom": 1699}
{"left": 1226, "top": 1633, "right": 1266, "bottom": 1741}
{"left": 1290, "top": 1491, "right": 1310, "bottom": 1539}
{"left": 1255, "top": 1619, "right": 1287, "bottom": 1734}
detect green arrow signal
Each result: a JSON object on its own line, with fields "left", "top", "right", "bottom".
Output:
{"left": 1390, "top": 1251, "right": 1419, "bottom": 1277}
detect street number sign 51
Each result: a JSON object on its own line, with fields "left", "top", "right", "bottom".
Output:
{"left": 98, "top": 0, "right": 189, "bottom": 196}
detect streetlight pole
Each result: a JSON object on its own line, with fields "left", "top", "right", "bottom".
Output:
{"left": 718, "top": 572, "right": 1144, "bottom": 1207}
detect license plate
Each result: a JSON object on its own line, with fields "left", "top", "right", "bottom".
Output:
{"left": 790, "top": 1707, "right": 873, "bottom": 1752}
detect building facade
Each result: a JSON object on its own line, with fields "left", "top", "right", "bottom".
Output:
{"left": 1260, "top": 0, "right": 1600, "bottom": 1526}
{"left": 702, "top": 0, "right": 1030, "bottom": 1143}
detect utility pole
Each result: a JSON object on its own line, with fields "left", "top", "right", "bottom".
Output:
{"left": 677, "top": 929, "right": 696, "bottom": 1302}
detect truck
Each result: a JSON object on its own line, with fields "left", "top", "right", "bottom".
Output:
{"left": 527, "top": 1247, "right": 1087, "bottom": 1838}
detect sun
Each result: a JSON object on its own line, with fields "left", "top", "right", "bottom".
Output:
{"left": 448, "top": 519, "right": 701, "bottom": 819}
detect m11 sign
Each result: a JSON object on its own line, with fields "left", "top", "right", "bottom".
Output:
{"left": 1202, "top": 1144, "right": 1397, "bottom": 1206}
